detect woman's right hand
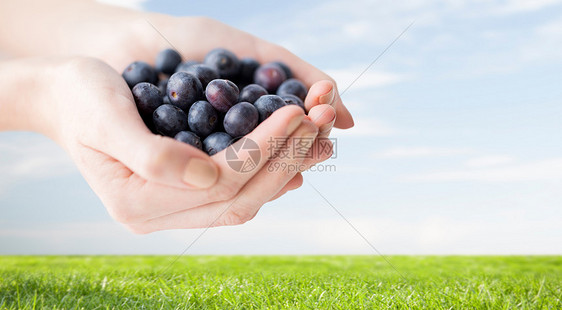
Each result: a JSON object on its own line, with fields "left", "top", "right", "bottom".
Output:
{"left": 8, "top": 57, "right": 333, "bottom": 233}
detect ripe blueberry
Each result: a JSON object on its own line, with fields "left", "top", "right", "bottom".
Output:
{"left": 183, "top": 64, "right": 219, "bottom": 88}
{"left": 153, "top": 104, "right": 189, "bottom": 137}
{"left": 254, "top": 63, "right": 287, "bottom": 93}
{"left": 167, "top": 72, "right": 203, "bottom": 111}
{"left": 132, "top": 82, "right": 163, "bottom": 118}
{"left": 175, "top": 60, "right": 200, "bottom": 73}
{"left": 203, "top": 132, "right": 233, "bottom": 155}
{"left": 254, "top": 95, "right": 286, "bottom": 122}
{"left": 239, "top": 84, "right": 268, "bottom": 104}
{"left": 188, "top": 100, "right": 219, "bottom": 138}
{"left": 174, "top": 131, "right": 202, "bottom": 150}
{"left": 223, "top": 102, "right": 259, "bottom": 137}
{"left": 280, "top": 94, "right": 305, "bottom": 111}
{"left": 277, "top": 78, "right": 307, "bottom": 101}
{"left": 204, "top": 48, "right": 240, "bottom": 79}
{"left": 122, "top": 61, "right": 158, "bottom": 88}
{"left": 155, "top": 49, "right": 182, "bottom": 75}
{"left": 272, "top": 61, "right": 293, "bottom": 79}
{"left": 238, "top": 58, "right": 260, "bottom": 82}
{"left": 205, "top": 79, "right": 239, "bottom": 113}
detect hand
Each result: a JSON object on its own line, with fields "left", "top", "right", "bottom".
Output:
{"left": 23, "top": 57, "right": 334, "bottom": 233}
{"left": 1, "top": 1, "right": 353, "bottom": 139}
{"left": 114, "top": 15, "right": 354, "bottom": 134}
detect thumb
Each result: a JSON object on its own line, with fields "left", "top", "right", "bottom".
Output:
{"left": 93, "top": 99, "right": 219, "bottom": 189}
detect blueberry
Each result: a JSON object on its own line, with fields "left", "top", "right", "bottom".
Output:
{"left": 272, "top": 61, "right": 293, "bottom": 79}
{"left": 122, "top": 61, "right": 158, "bottom": 88}
{"left": 223, "top": 102, "right": 259, "bottom": 137}
{"left": 238, "top": 58, "right": 260, "bottom": 82}
{"left": 239, "top": 84, "right": 268, "bottom": 104}
{"left": 167, "top": 72, "right": 203, "bottom": 111}
{"left": 183, "top": 64, "right": 219, "bottom": 88}
{"left": 174, "top": 131, "right": 202, "bottom": 150}
{"left": 158, "top": 78, "right": 168, "bottom": 95}
{"left": 277, "top": 78, "right": 308, "bottom": 101}
{"left": 175, "top": 60, "right": 200, "bottom": 73}
{"left": 132, "top": 82, "right": 163, "bottom": 118}
{"left": 163, "top": 95, "right": 171, "bottom": 105}
{"left": 188, "top": 100, "right": 219, "bottom": 138}
{"left": 204, "top": 48, "right": 240, "bottom": 79}
{"left": 155, "top": 49, "right": 182, "bottom": 75}
{"left": 203, "top": 132, "right": 233, "bottom": 155}
{"left": 205, "top": 79, "right": 239, "bottom": 113}
{"left": 254, "top": 63, "right": 287, "bottom": 93}
{"left": 281, "top": 94, "right": 305, "bottom": 111}
{"left": 254, "top": 95, "right": 286, "bottom": 122}
{"left": 153, "top": 104, "right": 189, "bottom": 137}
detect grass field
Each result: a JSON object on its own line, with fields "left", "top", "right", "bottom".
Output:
{"left": 0, "top": 256, "right": 560, "bottom": 309}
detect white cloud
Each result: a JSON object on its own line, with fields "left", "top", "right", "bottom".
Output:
{"left": 96, "top": 0, "right": 147, "bottom": 10}
{"left": 464, "top": 155, "right": 515, "bottom": 168}
{"left": 401, "top": 158, "right": 562, "bottom": 182}
{"left": 492, "top": 0, "right": 562, "bottom": 15}
{"left": 332, "top": 118, "right": 396, "bottom": 137}
{"left": 536, "top": 17, "right": 562, "bottom": 37}
{"left": 373, "top": 147, "right": 472, "bottom": 159}
{"left": 0, "top": 135, "right": 77, "bottom": 194}
{"left": 2, "top": 214, "right": 560, "bottom": 254}
{"left": 325, "top": 68, "right": 408, "bottom": 92}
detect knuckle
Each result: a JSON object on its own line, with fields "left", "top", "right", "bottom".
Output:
{"left": 139, "top": 137, "right": 171, "bottom": 179}
{"left": 107, "top": 206, "right": 135, "bottom": 224}
{"left": 192, "top": 16, "right": 217, "bottom": 27}
{"left": 61, "top": 56, "right": 104, "bottom": 73}
{"left": 221, "top": 206, "right": 257, "bottom": 226}
{"left": 293, "top": 175, "right": 304, "bottom": 189}
{"left": 105, "top": 200, "right": 145, "bottom": 225}
{"left": 209, "top": 182, "right": 240, "bottom": 201}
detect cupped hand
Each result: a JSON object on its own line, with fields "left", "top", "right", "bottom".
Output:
{"left": 44, "top": 57, "right": 335, "bottom": 233}
{"left": 61, "top": 12, "right": 354, "bottom": 134}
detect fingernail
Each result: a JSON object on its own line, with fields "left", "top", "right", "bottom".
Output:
{"left": 286, "top": 114, "right": 304, "bottom": 135}
{"left": 318, "top": 86, "right": 335, "bottom": 106}
{"left": 183, "top": 158, "right": 218, "bottom": 188}
{"left": 319, "top": 114, "right": 336, "bottom": 134}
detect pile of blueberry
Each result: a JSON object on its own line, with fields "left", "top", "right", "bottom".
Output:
{"left": 122, "top": 48, "right": 308, "bottom": 155}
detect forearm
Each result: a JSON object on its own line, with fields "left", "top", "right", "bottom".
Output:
{"left": 0, "top": 58, "right": 54, "bottom": 135}
{"left": 0, "top": 0, "right": 147, "bottom": 67}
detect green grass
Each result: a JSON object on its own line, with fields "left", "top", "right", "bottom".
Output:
{"left": 0, "top": 256, "right": 560, "bottom": 309}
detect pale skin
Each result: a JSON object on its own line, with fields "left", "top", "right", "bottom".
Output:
{"left": 0, "top": 0, "right": 354, "bottom": 233}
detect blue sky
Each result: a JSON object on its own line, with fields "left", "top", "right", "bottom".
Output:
{"left": 1, "top": 0, "right": 561, "bottom": 254}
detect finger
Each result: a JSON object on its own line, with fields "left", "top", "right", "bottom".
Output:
{"left": 99, "top": 104, "right": 306, "bottom": 223}
{"left": 307, "top": 104, "right": 336, "bottom": 139}
{"left": 209, "top": 104, "right": 305, "bottom": 193}
{"left": 213, "top": 120, "right": 318, "bottom": 227}
{"left": 127, "top": 120, "right": 318, "bottom": 232}
{"left": 268, "top": 172, "right": 303, "bottom": 202}
{"left": 300, "top": 138, "right": 334, "bottom": 171}
{"left": 86, "top": 91, "right": 218, "bottom": 189}
{"left": 304, "top": 80, "right": 335, "bottom": 111}
{"left": 252, "top": 42, "right": 354, "bottom": 129}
